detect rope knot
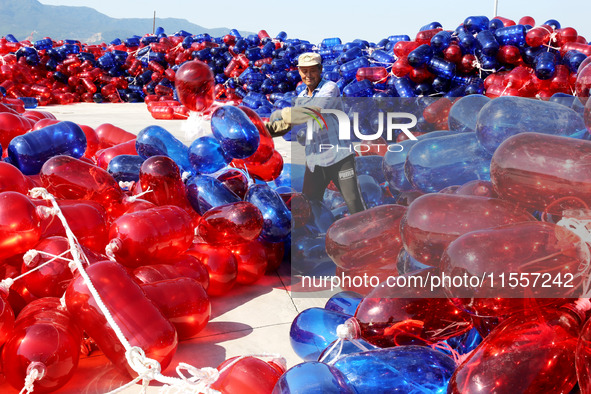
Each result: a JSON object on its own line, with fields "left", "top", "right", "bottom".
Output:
{"left": 59, "top": 295, "right": 68, "bottom": 311}
{"left": 336, "top": 323, "right": 355, "bottom": 340}
{"left": 556, "top": 212, "right": 591, "bottom": 296}
{"left": 319, "top": 318, "right": 365, "bottom": 365}
{"left": 181, "top": 171, "right": 192, "bottom": 183}
{"left": 0, "top": 278, "right": 14, "bottom": 292}
{"left": 35, "top": 205, "right": 60, "bottom": 220}
{"left": 28, "top": 187, "right": 51, "bottom": 200}
{"left": 105, "top": 239, "right": 122, "bottom": 261}
{"left": 557, "top": 217, "right": 591, "bottom": 245}
{"left": 20, "top": 362, "right": 45, "bottom": 394}
{"left": 575, "top": 298, "right": 591, "bottom": 313}
{"left": 198, "top": 367, "right": 219, "bottom": 383}
{"left": 23, "top": 250, "right": 39, "bottom": 266}
{"left": 176, "top": 363, "right": 220, "bottom": 386}
{"left": 125, "top": 347, "right": 161, "bottom": 379}
{"left": 337, "top": 318, "right": 359, "bottom": 340}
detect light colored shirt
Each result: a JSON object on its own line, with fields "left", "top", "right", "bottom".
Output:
{"left": 296, "top": 80, "right": 354, "bottom": 171}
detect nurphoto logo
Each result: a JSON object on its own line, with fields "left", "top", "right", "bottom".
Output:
{"left": 306, "top": 109, "right": 418, "bottom": 153}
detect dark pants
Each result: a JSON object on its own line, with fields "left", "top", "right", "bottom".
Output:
{"left": 302, "top": 155, "right": 366, "bottom": 215}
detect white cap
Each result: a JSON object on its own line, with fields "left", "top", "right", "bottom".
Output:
{"left": 298, "top": 52, "right": 322, "bottom": 67}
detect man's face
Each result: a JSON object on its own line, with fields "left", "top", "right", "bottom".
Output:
{"left": 298, "top": 65, "right": 322, "bottom": 90}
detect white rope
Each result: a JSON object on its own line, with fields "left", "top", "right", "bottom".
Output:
{"left": 575, "top": 297, "right": 591, "bottom": 312}
{"left": 557, "top": 216, "right": 591, "bottom": 296}
{"left": 19, "top": 370, "right": 38, "bottom": 394}
{"left": 23, "top": 249, "right": 72, "bottom": 267}
{"left": 28, "top": 187, "right": 288, "bottom": 393}
{"left": 18, "top": 363, "right": 45, "bottom": 394}
{"left": 0, "top": 249, "right": 79, "bottom": 291}
{"left": 35, "top": 205, "right": 61, "bottom": 219}
{"left": 104, "top": 374, "right": 145, "bottom": 394}
{"left": 471, "top": 58, "right": 497, "bottom": 79}
{"left": 30, "top": 188, "right": 177, "bottom": 388}
{"left": 182, "top": 111, "right": 213, "bottom": 141}
{"left": 546, "top": 30, "right": 559, "bottom": 51}
{"left": 318, "top": 318, "right": 368, "bottom": 365}
{"left": 171, "top": 41, "right": 185, "bottom": 54}
{"left": 125, "top": 187, "right": 153, "bottom": 203}
{"left": 531, "top": 25, "right": 561, "bottom": 52}
{"left": 557, "top": 217, "right": 591, "bottom": 248}
{"left": 366, "top": 58, "right": 396, "bottom": 68}
{"left": 105, "top": 238, "right": 122, "bottom": 261}
{"left": 361, "top": 67, "right": 391, "bottom": 84}
{"left": 159, "top": 353, "right": 286, "bottom": 394}
{"left": 158, "top": 364, "right": 220, "bottom": 394}
{"left": 22, "top": 250, "right": 40, "bottom": 266}
{"left": 0, "top": 277, "right": 14, "bottom": 293}
{"left": 181, "top": 172, "right": 192, "bottom": 182}
{"left": 110, "top": 353, "right": 286, "bottom": 394}
{"left": 499, "top": 81, "right": 514, "bottom": 96}
{"left": 29, "top": 188, "right": 146, "bottom": 367}
{"left": 542, "top": 42, "right": 560, "bottom": 52}
{"left": 538, "top": 25, "right": 554, "bottom": 39}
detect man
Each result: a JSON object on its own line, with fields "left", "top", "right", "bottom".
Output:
{"left": 267, "top": 52, "right": 366, "bottom": 215}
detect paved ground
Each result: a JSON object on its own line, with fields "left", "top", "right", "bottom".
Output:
{"left": 0, "top": 103, "right": 328, "bottom": 393}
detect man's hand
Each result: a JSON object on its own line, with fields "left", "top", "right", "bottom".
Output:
{"left": 266, "top": 118, "right": 291, "bottom": 137}
{"left": 282, "top": 106, "right": 322, "bottom": 125}
{"left": 265, "top": 105, "right": 322, "bottom": 137}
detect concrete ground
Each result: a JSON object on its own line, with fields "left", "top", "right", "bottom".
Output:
{"left": 0, "top": 103, "right": 328, "bottom": 393}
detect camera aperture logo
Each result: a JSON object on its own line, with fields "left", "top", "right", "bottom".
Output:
{"left": 305, "top": 109, "right": 418, "bottom": 154}
{"left": 302, "top": 107, "right": 328, "bottom": 130}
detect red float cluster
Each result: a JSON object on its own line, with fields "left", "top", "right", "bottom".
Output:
{"left": 0, "top": 30, "right": 284, "bottom": 121}
{"left": 0, "top": 106, "right": 288, "bottom": 392}
{"left": 0, "top": 38, "right": 138, "bottom": 106}
{"left": 0, "top": 34, "right": 207, "bottom": 118}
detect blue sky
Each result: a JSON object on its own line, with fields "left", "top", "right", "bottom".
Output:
{"left": 39, "top": 0, "right": 590, "bottom": 44}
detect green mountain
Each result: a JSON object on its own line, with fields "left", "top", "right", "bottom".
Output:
{"left": 0, "top": 0, "right": 251, "bottom": 43}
